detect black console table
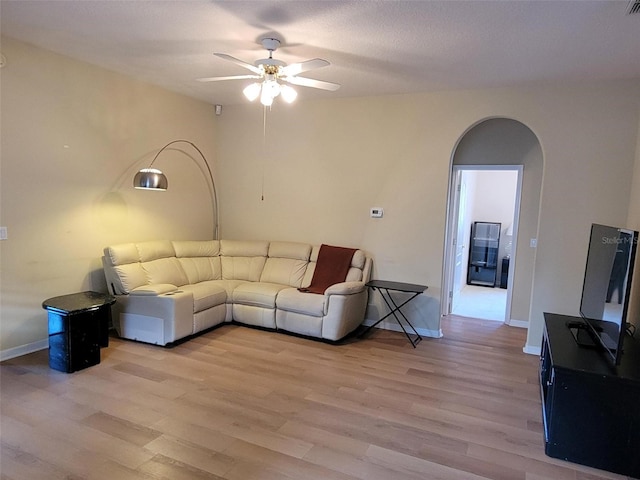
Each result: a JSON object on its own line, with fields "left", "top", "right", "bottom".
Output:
{"left": 541, "top": 312, "right": 640, "bottom": 477}
{"left": 360, "top": 280, "right": 427, "bottom": 347}
{"left": 43, "top": 291, "right": 115, "bottom": 373}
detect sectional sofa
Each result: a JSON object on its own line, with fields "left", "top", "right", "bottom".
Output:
{"left": 102, "top": 239, "right": 372, "bottom": 345}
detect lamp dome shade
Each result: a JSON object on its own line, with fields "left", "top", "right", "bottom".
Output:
{"left": 134, "top": 168, "right": 168, "bottom": 190}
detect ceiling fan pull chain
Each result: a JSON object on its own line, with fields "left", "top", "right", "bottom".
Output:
{"left": 261, "top": 105, "right": 267, "bottom": 201}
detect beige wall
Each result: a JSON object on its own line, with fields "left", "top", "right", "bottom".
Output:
{"left": 0, "top": 37, "right": 218, "bottom": 358}
{"left": 2, "top": 36, "right": 639, "bottom": 358}
{"left": 216, "top": 82, "right": 640, "bottom": 352}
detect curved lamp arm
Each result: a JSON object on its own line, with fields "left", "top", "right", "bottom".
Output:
{"left": 134, "top": 140, "right": 219, "bottom": 240}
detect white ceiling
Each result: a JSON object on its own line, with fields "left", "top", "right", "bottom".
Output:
{"left": 1, "top": 1, "right": 639, "bottom": 106}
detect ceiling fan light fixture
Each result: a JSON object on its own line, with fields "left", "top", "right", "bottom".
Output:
{"left": 266, "top": 79, "right": 281, "bottom": 97}
{"left": 203, "top": 38, "right": 340, "bottom": 107}
{"left": 260, "top": 85, "right": 274, "bottom": 106}
{"left": 243, "top": 82, "right": 261, "bottom": 101}
{"left": 280, "top": 84, "right": 297, "bottom": 103}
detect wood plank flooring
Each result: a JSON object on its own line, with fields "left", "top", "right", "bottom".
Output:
{"left": 0, "top": 316, "right": 631, "bottom": 480}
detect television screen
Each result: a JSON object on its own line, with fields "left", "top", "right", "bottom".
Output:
{"left": 579, "top": 223, "right": 638, "bottom": 365}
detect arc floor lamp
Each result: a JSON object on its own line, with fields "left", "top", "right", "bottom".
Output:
{"left": 133, "top": 140, "right": 219, "bottom": 239}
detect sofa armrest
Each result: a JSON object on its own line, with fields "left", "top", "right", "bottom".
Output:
{"left": 112, "top": 289, "right": 194, "bottom": 345}
{"left": 130, "top": 284, "right": 179, "bottom": 296}
{"left": 324, "top": 281, "right": 365, "bottom": 296}
{"left": 322, "top": 282, "right": 369, "bottom": 340}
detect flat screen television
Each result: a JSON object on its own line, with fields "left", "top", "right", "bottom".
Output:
{"left": 577, "top": 223, "right": 638, "bottom": 365}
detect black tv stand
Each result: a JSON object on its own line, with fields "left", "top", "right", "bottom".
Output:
{"left": 541, "top": 313, "right": 640, "bottom": 477}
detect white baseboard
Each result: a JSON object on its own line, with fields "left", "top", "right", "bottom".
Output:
{"left": 507, "top": 319, "right": 529, "bottom": 329}
{"left": 361, "top": 319, "right": 443, "bottom": 339}
{"left": 523, "top": 343, "right": 541, "bottom": 356}
{"left": 0, "top": 339, "right": 49, "bottom": 362}
{"left": 1, "top": 324, "right": 533, "bottom": 359}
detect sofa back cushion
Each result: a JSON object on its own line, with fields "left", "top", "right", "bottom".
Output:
{"left": 260, "top": 241, "right": 311, "bottom": 287}
{"left": 220, "top": 240, "right": 268, "bottom": 281}
{"left": 136, "top": 240, "right": 189, "bottom": 288}
{"left": 136, "top": 240, "right": 175, "bottom": 262}
{"left": 302, "top": 246, "right": 370, "bottom": 287}
{"left": 142, "top": 257, "right": 189, "bottom": 287}
{"left": 347, "top": 250, "right": 368, "bottom": 281}
{"left": 103, "top": 240, "right": 190, "bottom": 294}
{"left": 103, "top": 243, "right": 147, "bottom": 294}
{"left": 173, "top": 240, "right": 222, "bottom": 284}
{"left": 104, "top": 239, "right": 370, "bottom": 295}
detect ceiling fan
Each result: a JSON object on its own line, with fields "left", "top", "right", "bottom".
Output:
{"left": 197, "top": 38, "right": 340, "bottom": 106}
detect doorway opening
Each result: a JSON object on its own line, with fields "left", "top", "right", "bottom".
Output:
{"left": 442, "top": 117, "right": 543, "bottom": 338}
{"left": 447, "top": 167, "right": 521, "bottom": 322}
{"left": 442, "top": 117, "right": 544, "bottom": 333}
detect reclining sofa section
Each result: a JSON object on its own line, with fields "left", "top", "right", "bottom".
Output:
{"left": 102, "top": 239, "right": 372, "bottom": 345}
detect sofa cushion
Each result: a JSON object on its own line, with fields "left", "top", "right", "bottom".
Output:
{"left": 220, "top": 239, "right": 269, "bottom": 257}
{"left": 268, "top": 241, "right": 311, "bottom": 260}
{"left": 260, "top": 242, "right": 311, "bottom": 287}
{"left": 105, "top": 243, "right": 140, "bottom": 265}
{"left": 212, "top": 279, "right": 248, "bottom": 300}
{"left": 233, "top": 282, "right": 289, "bottom": 309}
{"left": 345, "top": 250, "right": 368, "bottom": 282}
{"left": 173, "top": 240, "right": 222, "bottom": 284}
{"left": 142, "top": 257, "right": 189, "bottom": 287}
{"left": 220, "top": 240, "right": 268, "bottom": 281}
{"left": 276, "top": 287, "right": 325, "bottom": 317}
{"left": 136, "top": 240, "right": 176, "bottom": 262}
{"left": 103, "top": 243, "right": 147, "bottom": 294}
{"left": 178, "top": 257, "right": 222, "bottom": 284}
{"left": 180, "top": 281, "right": 227, "bottom": 313}
{"left": 109, "top": 263, "right": 147, "bottom": 294}
{"left": 349, "top": 250, "right": 367, "bottom": 272}
{"left": 173, "top": 240, "right": 220, "bottom": 258}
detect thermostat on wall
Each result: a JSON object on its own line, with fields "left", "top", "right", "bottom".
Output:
{"left": 370, "top": 207, "right": 384, "bottom": 218}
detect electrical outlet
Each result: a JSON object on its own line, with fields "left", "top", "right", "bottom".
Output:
{"left": 530, "top": 238, "right": 537, "bottom": 248}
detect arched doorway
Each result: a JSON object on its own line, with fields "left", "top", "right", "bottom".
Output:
{"left": 443, "top": 118, "right": 543, "bottom": 332}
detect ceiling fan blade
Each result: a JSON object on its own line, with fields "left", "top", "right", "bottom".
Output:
{"left": 197, "top": 74, "right": 260, "bottom": 82}
{"left": 283, "top": 76, "right": 341, "bottom": 91}
{"left": 214, "top": 53, "right": 262, "bottom": 75}
{"left": 281, "top": 58, "right": 329, "bottom": 77}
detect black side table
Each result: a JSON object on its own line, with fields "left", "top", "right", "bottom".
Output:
{"left": 360, "top": 280, "right": 427, "bottom": 347}
{"left": 43, "top": 291, "right": 115, "bottom": 373}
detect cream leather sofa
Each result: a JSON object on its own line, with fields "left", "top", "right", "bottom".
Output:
{"left": 102, "top": 239, "right": 372, "bottom": 345}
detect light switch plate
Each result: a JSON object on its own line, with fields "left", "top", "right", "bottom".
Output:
{"left": 0, "top": 227, "right": 7, "bottom": 240}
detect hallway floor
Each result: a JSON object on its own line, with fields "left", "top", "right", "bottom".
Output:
{"left": 451, "top": 284, "right": 507, "bottom": 322}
